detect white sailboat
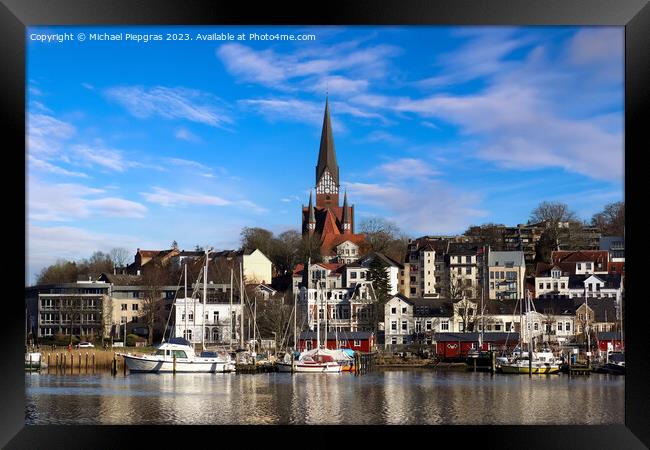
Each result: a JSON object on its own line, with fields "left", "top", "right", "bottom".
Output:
{"left": 120, "top": 250, "right": 235, "bottom": 373}
{"left": 500, "top": 291, "right": 562, "bottom": 374}
{"left": 277, "top": 258, "right": 342, "bottom": 373}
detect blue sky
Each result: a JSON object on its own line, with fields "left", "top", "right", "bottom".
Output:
{"left": 26, "top": 26, "right": 624, "bottom": 284}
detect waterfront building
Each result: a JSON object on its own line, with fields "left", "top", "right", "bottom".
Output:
{"left": 383, "top": 294, "right": 454, "bottom": 349}
{"left": 127, "top": 248, "right": 179, "bottom": 275}
{"left": 433, "top": 332, "right": 521, "bottom": 359}
{"left": 26, "top": 280, "right": 110, "bottom": 341}
{"left": 487, "top": 251, "right": 526, "bottom": 301}
{"left": 298, "top": 330, "right": 375, "bottom": 352}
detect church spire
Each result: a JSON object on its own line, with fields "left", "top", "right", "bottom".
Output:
{"left": 315, "top": 97, "right": 339, "bottom": 188}
{"left": 342, "top": 189, "right": 351, "bottom": 234}
{"left": 308, "top": 190, "right": 316, "bottom": 235}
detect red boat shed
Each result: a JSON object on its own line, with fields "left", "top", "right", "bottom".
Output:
{"left": 596, "top": 331, "right": 624, "bottom": 352}
{"left": 433, "top": 332, "right": 521, "bottom": 360}
{"left": 298, "top": 331, "right": 375, "bottom": 353}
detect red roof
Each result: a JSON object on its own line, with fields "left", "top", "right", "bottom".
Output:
{"left": 551, "top": 250, "right": 609, "bottom": 264}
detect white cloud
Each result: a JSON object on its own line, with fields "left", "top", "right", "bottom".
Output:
{"left": 175, "top": 127, "right": 201, "bottom": 142}
{"left": 346, "top": 180, "right": 485, "bottom": 235}
{"left": 28, "top": 154, "right": 88, "bottom": 178}
{"left": 141, "top": 187, "right": 231, "bottom": 207}
{"left": 239, "top": 98, "right": 346, "bottom": 131}
{"left": 26, "top": 225, "right": 147, "bottom": 285}
{"left": 28, "top": 177, "right": 147, "bottom": 221}
{"left": 105, "top": 85, "right": 232, "bottom": 128}
{"left": 27, "top": 113, "right": 75, "bottom": 157}
{"left": 376, "top": 158, "right": 439, "bottom": 179}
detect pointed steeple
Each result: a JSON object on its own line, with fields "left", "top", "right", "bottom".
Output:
{"left": 308, "top": 190, "right": 316, "bottom": 235}
{"left": 315, "top": 97, "right": 339, "bottom": 188}
{"left": 342, "top": 190, "right": 351, "bottom": 234}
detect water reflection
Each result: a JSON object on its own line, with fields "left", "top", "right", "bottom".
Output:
{"left": 25, "top": 369, "right": 624, "bottom": 425}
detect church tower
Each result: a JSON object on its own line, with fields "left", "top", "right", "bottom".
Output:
{"left": 315, "top": 97, "right": 339, "bottom": 209}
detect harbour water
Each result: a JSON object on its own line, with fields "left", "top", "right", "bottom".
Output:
{"left": 25, "top": 369, "right": 624, "bottom": 425}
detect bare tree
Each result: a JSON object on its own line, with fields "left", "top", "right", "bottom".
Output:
{"left": 591, "top": 201, "right": 624, "bottom": 236}
{"left": 109, "top": 247, "right": 131, "bottom": 269}
{"left": 141, "top": 261, "right": 166, "bottom": 345}
{"left": 359, "top": 217, "right": 409, "bottom": 262}
{"left": 530, "top": 201, "right": 578, "bottom": 225}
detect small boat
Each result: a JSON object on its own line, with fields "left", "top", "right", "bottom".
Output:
{"left": 277, "top": 348, "right": 343, "bottom": 373}
{"left": 465, "top": 350, "right": 495, "bottom": 371}
{"left": 25, "top": 351, "right": 44, "bottom": 371}
{"left": 593, "top": 352, "right": 625, "bottom": 375}
{"left": 118, "top": 338, "right": 235, "bottom": 373}
{"left": 500, "top": 350, "right": 562, "bottom": 374}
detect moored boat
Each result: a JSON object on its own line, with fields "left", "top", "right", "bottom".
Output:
{"left": 500, "top": 351, "right": 562, "bottom": 374}
{"left": 25, "top": 351, "right": 44, "bottom": 371}
{"left": 119, "top": 338, "right": 235, "bottom": 373}
{"left": 276, "top": 348, "right": 343, "bottom": 373}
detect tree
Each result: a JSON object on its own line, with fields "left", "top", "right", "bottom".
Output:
{"left": 297, "top": 232, "right": 323, "bottom": 264}
{"left": 455, "top": 297, "right": 477, "bottom": 332}
{"left": 359, "top": 217, "right": 409, "bottom": 262}
{"left": 240, "top": 227, "right": 275, "bottom": 257}
{"left": 366, "top": 256, "right": 391, "bottom": 335}
{"left": 141, "top": 261, "right": 166, "bottom": 345}
{"left": 529, "top": 201, "right": 578, "bottom": 225}
{"left": 36, "top": 260, "right": 79, "bottom": 284}
{"left": 591, "top": 201, "right": 625, "bottom": 236}
{"left": 109, "top": 247, "right": 131, "bottom": 269}
{"left": 272, "top": 230, "right": 302, "bottom": 276}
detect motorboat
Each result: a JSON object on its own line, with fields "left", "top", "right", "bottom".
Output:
{"left": 500, "top": 350, "right": 562, "bottom": 374}
{"left": 593, "top": 351, "right": 625, "bottom": 375}
{"left": 25, "top": 351, "right": 44, "bottom": 371}
{"left": 118, "top": 338, "right": 235, "bottom": 373}
{"left": 277, "top": 348, "right": 343, "bottom": 373}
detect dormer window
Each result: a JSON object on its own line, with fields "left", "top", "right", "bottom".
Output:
{"left": 551, "top": 269, "right": 560, "bottom": 278}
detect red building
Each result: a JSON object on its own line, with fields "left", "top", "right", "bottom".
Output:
{"left": 433, "top": 332, "right": 521, "bottom": 360}
{"left": 298, "top": 331, "right": 375, "bottom": 353}
{"left": 596, "top": 331, "right": 624, "bottom": 352}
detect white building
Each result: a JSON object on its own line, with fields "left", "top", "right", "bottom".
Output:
{"left": 487, "top": 251, "right": 526, "bottom": 301}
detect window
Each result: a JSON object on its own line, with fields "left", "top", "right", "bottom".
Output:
{"left": 534, "top": 323, "right": 539, "bottom": 331}
{"left": 539, "top": 283, "right": 544, "bottom": 290}
{"left": 401, "top": 321, "right": 408, "bottom": 332}
{"left": 132, "top": 304, "right": 138, "bottom": 311}
{"left": 402, "top": 307, "right": 407, "bottom": 314}
{"left": 490, "top": 271, "right": 494, "bottom": 279}
{"left": 494, "top": 324, "right": 502, "bottom": 331}
{"left": 557, "top": 322, "right": 563, "bottom": 331}
{"left": 391, "top": 307, "right": 396, "bottom": 315}
{"left": 360, "top": 272, "right": 366, "bottom": 279}
{"left": 441, "top": 321, "right": 449, "bottom": 331}
{"left": 415, "top": 321, "right": 422, "bottom": 332}
{"left": 132, "top": 291, "right": 139, "bottom": 298}
{"left": 586, "top": 262, "right": 592, "bottom": 270}
{"left": 354, "top": 340, "right": 361, "bottom": 347}
{"left": 560, "top": 283, "right": 566, "bottom": 289}
{"left": 466, "top": 267, "right": 471, "bottom": 274}
{"left": 546, "top": 283, "right": 551, "bottom": 289}
{"left": 391, "top": 337, "right": 397, "bottom": 345}
{"left": 120, "top": 316, "right": 127, "bottom": 324}
{"left": 172, "top": 350, "right": 188, "bottom": 359}
{"left": 391, "top": 321, "right": 397, "bottom": 331}
{"left": 121, "top": 304, "right": 127, "bottom": 311}
{"left": 426, "top": 320, "right": 432, "bottom": 331}
{"left": 351, "top": 272, "right": 357, "bottom": 279}
{"left": 466, "top": 256, "right": 471, "bottom": 263}
{"left": 410, "top": 288, "right": 416, "bottom": 295}
{"left": 577, "top": 263, "right": 582, "bottom": 270}
{"left": 457, "top": 267, "right": 462, "bottom": 274}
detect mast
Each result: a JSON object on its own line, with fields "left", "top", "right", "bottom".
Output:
{"left": 324, "top": 276, "right": 328, "bottom": 349}
{"left": 293, "top": 289, "right": 298, "bottom": 351}
{"left": 585, "top": 283, "right": 591, "bottom": 356}
{"left": 316, "top": 268, "right": 321, "bottom": 349}
{"left": 240, "top": 262, "right": 244, "bottom": 349}
{"left": 229, "top": 268, "right": 233, "bottom": 350}
{"left": 202, "top": 249, "right": 208, "bottom": 351}
{"left": 253, "top": 295, "right": 257, "bottom": 353}
{"left": 184, "top": 262, "right": 188, "bottom": 340}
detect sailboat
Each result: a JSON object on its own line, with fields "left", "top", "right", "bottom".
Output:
{"left": 500, "top": 291, "right": 562, "bottom": 374}
{"left": 277, "top": 258, "right": 342, "bottom": 373}
{"left": 120, "top": 250, "right": 235, "bottom": 373}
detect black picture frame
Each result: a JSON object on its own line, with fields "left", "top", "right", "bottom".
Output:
{"left": 2, "top": 0, "right": 648, "bottom": 448}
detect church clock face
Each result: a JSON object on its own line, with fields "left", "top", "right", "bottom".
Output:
{"left": 325, "top": 187, "right": 331, "bottom": 194}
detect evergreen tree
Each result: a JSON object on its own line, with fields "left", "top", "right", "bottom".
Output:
{"left": 366, "top": 256, "right": 391, "bottom": 335}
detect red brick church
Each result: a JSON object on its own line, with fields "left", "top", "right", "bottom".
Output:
{"left": 301, "top": 99, "right": 366, "bottom": 261}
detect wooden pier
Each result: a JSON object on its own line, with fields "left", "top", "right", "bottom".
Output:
{"left": 354, "top": 352, "right": 376, "bottom": 376}
{"left": 235, "top": 363, "right": 278, "bottom": 374}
